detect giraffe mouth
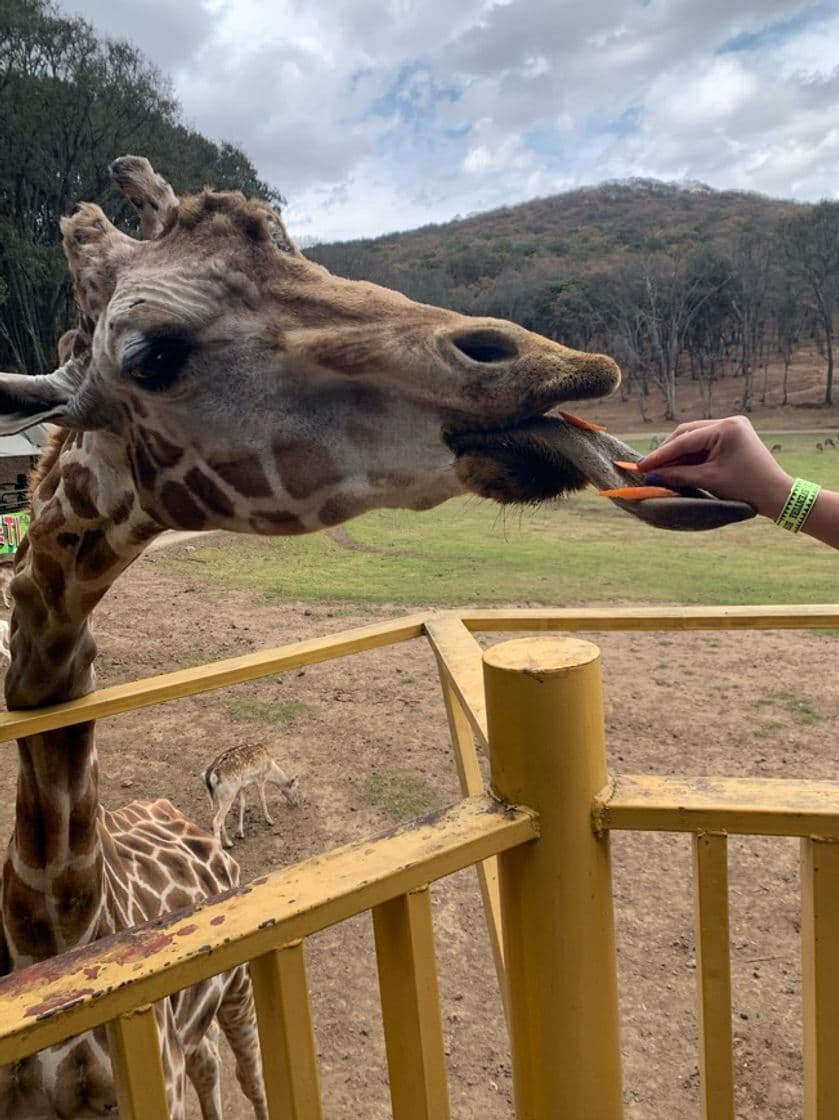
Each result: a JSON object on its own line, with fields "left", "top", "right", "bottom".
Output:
{"left": 445, "top": 415, "right": 756, "bottom": 531}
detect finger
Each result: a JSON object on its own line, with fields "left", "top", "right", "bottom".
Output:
{"left": 645, "top": 464, "right": 715, "bottom": 491}
{"left": 644, "top": 419, "right": 723, "bottom": 456}
{"left": 638, "top": 427, "right": 717, "bottom": 469}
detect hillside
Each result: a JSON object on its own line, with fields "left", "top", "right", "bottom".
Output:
{"left": 308, "top": 178, "right": 800, "bottom": 283}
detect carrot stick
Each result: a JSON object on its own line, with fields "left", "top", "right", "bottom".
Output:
{"left": 597, "top": 486, "right": 682, "bottom": 500}
{"left": 613, "top": 460, "right": 642, "bottom": 472}
{"left": 557, "top": 410, "right": 607, "bottom": 432}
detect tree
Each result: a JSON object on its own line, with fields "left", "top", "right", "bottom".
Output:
{"left": 683, "top": 250, "right": 737, "bottom": 417}
{"left": 779, "top": 202, "right": 839, "bottom": 405}
{"left": 728, "top": 220, "right": 777, "bottom": 411}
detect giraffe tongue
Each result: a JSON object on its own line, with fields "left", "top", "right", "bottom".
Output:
{"left": 526, "top": 416, "right": 756, "bottom": 531}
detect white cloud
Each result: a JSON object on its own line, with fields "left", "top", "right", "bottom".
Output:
{"left": 58, "top": 0, "right": 839, "bottom": 240}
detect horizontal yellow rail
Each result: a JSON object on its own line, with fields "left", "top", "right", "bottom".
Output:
{"left": 596, "top": 774, "right": 839, "bottom": 837}
{"left": 0, "top": 794, "right": 536, "bottom": 1065}
{"left": 425, "top": 617, "right": 488, "bottom": 747}
{"left": 460, "top": 604, "right": 839, "bottom": 632}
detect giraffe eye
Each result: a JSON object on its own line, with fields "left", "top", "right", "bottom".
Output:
{"left": 126, "top": 335, "right": 192, "bottom": 391}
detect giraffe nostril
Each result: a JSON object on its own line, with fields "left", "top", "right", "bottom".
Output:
{"left": 450, "top": 329, "right": 519, "bottom": 364}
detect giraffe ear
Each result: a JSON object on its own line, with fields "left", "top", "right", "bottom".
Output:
{"left": 0, "top": 364, "right": 106, "bottom": 434}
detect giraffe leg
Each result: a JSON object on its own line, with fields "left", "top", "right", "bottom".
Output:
{"left": 216, "top": 966, "right": 268, "bottom": 1120}
{"left": 259, "top": 782, "right": 274, "bottom": 826}
{"left": 184, "top": 1022, "right": 223, "bottom": 1120}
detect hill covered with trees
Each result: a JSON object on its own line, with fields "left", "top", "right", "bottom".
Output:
{"left": 309, "top": 180, "right": 839, "bottom": 422}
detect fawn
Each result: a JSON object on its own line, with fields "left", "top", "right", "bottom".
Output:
{"left": 202, "top": 743, "right": 300, "bottom": 847}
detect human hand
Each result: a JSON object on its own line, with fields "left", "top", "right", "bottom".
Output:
{"left": 636, "top": 416, "right": 793, "bottom": 518}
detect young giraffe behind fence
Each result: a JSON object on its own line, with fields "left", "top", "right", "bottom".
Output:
{"left": 202, "top": 743, "right": 300, "bottom": 848}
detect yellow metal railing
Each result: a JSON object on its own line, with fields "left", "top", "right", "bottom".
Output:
{"left": 1, "top": 604, "right": 839, "bottom": 1118}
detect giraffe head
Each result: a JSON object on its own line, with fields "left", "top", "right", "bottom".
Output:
{"left": 0, "top": 157, "right": 753, "bottom": 534}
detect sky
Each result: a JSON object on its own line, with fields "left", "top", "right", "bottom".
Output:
{"left": 59, "top": 0, "right": 839, "bottom": 244}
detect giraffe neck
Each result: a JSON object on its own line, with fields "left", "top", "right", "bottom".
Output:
{"left": 3, "top": 429, "right": 161, "bottom": 966}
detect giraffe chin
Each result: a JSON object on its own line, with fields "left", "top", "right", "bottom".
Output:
{"left": 447, "top": 415, "right": 757, "bottom": 530}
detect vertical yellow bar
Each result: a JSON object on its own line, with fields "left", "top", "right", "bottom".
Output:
{"left": 693, "top": 832, "right": 735, "bottom": 1120}
{"left": 373, "top": 886, "right": 452, "bottom": 1120}
{"left": 437, "top": 671, "right": 508, "bottom": 1022}
{"left": 249, "top": 942, "right": 324, "bottom": 1120}
{"left": 105, "top": 1004, "right": 171, "bottom": 1120}
{"left": 801, "top": 837, "right": 839, "bottom": 1119}
{"left": 484, "top": 636, "right": 623, "bottom": 1120}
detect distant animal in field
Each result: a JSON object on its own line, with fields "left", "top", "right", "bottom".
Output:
{"left": 648, "top": 435, "right": 662, "bottom": 450}
{"left": 825, "top": 438, "right": 836, "bottom": 449}
{"left": 817, "top": 443, "right": 824, "bottom": 452}
{"left": 770, "top": 444, "right": 782, "bottom": 453}
{"left": 202, "top": 743, "right": 300, "bottom": 847}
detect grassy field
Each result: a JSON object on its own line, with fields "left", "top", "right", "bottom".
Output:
{"left": 163, "top": 434, "right": 839, "bottom": 607}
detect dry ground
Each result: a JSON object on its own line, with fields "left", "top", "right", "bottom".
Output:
{"left": 0, "top": 544, "right": 836, "bottom": 1119}
{"left": 3, "top": 360, "right": 839, "bottom": 1118}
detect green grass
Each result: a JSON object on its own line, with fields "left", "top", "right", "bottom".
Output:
{"left": 365, "top": 770, "right": 444, "bottom": 821}
{"left": 754, "top": 690, "right": 823, "bottom": 726}
{"left": 162, "top": 434, "right": 839, "bottom": 608}
{"left": 225, "top": 698, "right": 311, "bottom": 724}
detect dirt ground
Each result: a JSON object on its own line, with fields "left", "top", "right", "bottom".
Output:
{"left": 3, "top": 361, "right": 839, "bottom": 1118}
{"left": 0, "top": 536, "right": 836, "bottom": 1119}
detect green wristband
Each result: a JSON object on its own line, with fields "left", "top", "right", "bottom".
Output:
{"left": 775, "top": 478, "right": 821, "bottom": 533}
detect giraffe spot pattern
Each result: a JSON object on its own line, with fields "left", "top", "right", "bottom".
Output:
{"left": 212, "top": 456, "right": 273, "bottom": 498}
{"left": 61, "top": 464, "right": 99, "bottom": 522}
{"left": 3, "top": 867, "right": 58, "bottom": 957}
{"left": 318, "top": 494, "right": 368, "bottom": 527}
{"left": 54, "top": 1039, "right": 116, "bottom": 1115}
{"left": 79, "top": 588, "right": 107, "bottom": 615}
{"left": 110, "top": 491, "right": 135, "bottom": 525}
{"left": 143, "top": 430, "right": 183, "bottom": 469}
{"left": 273, "top": 440, "right": 342, "bottom": 500}
{"left": 161, "top": 481, "right": 207, "bottom": 529}
{"left": 184, "top": 466, "right": 235, "bottom": 518}
{"left": 51, "top": 864, "right": 101, "bottom": 938}
{"left": 75, "top": 530, "right": 119, "bottom": 582}
{"left": 132, "top": 440, "right": 157, "bottom": 491}
{"left": 31, "top": 552, "right": 66, "bottom": 611}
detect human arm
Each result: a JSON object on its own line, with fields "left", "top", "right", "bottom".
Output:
{"left": 636, "top": 416, "right": 839, "bottom": 550}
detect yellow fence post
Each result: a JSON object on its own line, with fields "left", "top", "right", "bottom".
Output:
{"left": 801, "top": 837, "right": 839, "bottom": 1118}
{"left": 483, "top": 635, "right": 623, "bottom": 1119}
{"left": 105, "top": 1004, "right": 170, "bottom": 1120}
{"left": 249, "top": 941, "right": 324, "bottom": 1120}
{"left": 692, "top": 832, "right": 735, "bottom": 1119}
{"left": 373, "top": 886, "right": 452, "bottom": 1120}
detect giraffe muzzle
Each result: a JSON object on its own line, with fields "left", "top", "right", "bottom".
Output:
{"left": 446, "top": 415, "right": 756, "bottom": 531}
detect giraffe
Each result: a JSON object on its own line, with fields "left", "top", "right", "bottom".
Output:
{"left": 0, "top": 154, "right": 746, "bottom": 1118}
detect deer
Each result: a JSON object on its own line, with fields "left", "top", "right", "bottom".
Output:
{"left": 202, "top": 743, "right": 300, "bottom": 848}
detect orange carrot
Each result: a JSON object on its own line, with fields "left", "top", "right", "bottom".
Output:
{"left": 557, "top": 410, "right": 607, "bottom": 432}
{"left": 613, "top": 460, "right": 642, "bottom": 472}
{"left": 597, "top": 486, "right": 682, "bottom": 500}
